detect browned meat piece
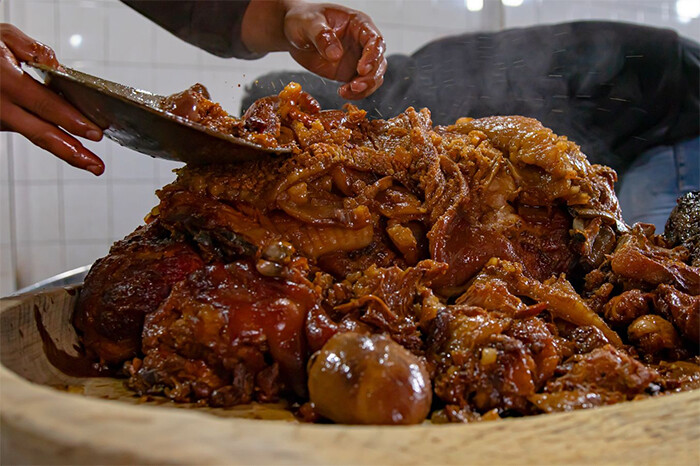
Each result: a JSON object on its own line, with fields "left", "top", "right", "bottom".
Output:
{"left": 655, "top": 358, "right": 700, "bottom": 392}
{"left": 603, "top": 289, "right": 653, "bottom": 327}
{"left": 627, "top": 314, "right": 687, "bottom": 362}
{"left": 567, "top": 325, "right": 611, "bottom": 355}
{"left": 528, "top": 389, "right": 627, "bottom": 413}
{"left": 426, "top": 116, "right": 603, "bottom": 293}
{"left": 158, "top": 82, "right": 317, "bottom": 148}
{"left": 429, "top": 204, "right": 576, "bottom": 294}
{"left": 529, "top": 345, "right": 659, "bottom": 413}
{"left": 653, "top": 284, "right": 700, "bottom": 344}
{"left": 330, "top": 260, "right": 447, "bottom": 352}
{"left": 156, "top": 188, "right": 279, "bottom": 262}
{"left": 304, "top": 260, "right": 447, "bottom": 356}
{"left": 74, "top": 223, "right": 204, "bottom": 363}
{"left": 242, "top": 96, "right": 281, "bottom": 136}
{"left": 610, "top": 226, "right": 700, "bottom": 295}
{"left": 160, "top": 84, "right": 214, "bottom": 123}
{"left": 159, "top": 107, "right": 615, "bottom": 296}
{"left": 506, "top": 318, "right": 562, "bottom": 388}
{"left": 128, "top": 258, "right": 320, "bottom": 405}
{"left": 428, "top": 305, "right": 562, "bottom": 415}
{"left": 547, "top": 344, "right": 658, "bottom": 394}
{"left": 429, "top": 311, "right": 533, "bottom": 413}
{"left": 425, "top": 258, "right": 662, "bottom": 418}
{"left": 458, "top": 258, "right": 621, "bottom": 346}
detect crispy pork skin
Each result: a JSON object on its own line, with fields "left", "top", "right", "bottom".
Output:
{"left": 74, "top": 223, "right": 204, "bottom": 364}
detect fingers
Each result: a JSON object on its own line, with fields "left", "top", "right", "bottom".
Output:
{"left": 315, "top": 27, "right": 343, "bottom": 62}
{"left": 0, "top": 23, "right": 59, "bottom": 67}
{"left": 340, "top": 17, "right": 387, "bottom": 100}
{"left": 338, "top": 55, "right": 387, "bottom": 100}
{"left": 320, "top": 9, "right": 386, "bottom": 99}
{"left": 357, "top": 36, "right": 386, "bottom": 76}
{"left": 0, "top": 40, "right": 22, "bottom": 75}
{"left": 2, "top": 64, "right": 102, "bottom": 141}
{"left": 1, "top": 23, "right": 104, "bottom": 173}
{"left": 1, "top": 100, "right": 104, "bottom": 175}
{"left": 345, "top": 14, "right": 385, "bottom": 77}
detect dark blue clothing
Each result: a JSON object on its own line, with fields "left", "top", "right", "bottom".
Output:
{"left": 121, "top": 0, "right": 256, "bottom": 59}
{"left": 618, "top": 137, "right": 700, "bottom": 232}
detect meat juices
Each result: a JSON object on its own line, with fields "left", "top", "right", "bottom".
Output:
{"left": 74, "top": 82, "right": 700, "bottom": 424}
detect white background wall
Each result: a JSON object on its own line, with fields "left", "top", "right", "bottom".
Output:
{"left": 1, "top": 0, "right": 699, "bottom": 294}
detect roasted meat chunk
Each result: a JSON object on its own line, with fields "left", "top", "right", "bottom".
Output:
{"left": 128, "top": 258, "right": 320, "bottom": 405}
{"left": 428, "top": 306, "right": 548, "bottom": 415}
{"left": 529, "top": 345, "right": 659, "bottom": 413}
{"left": 77, "top": 82, "right": 699, "bottom": 424}
{"left": 74, "top": 223, "right": 204, "bottom": 364}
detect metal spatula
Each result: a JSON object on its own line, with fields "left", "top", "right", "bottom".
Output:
{"left": 29, "top": 63, "right": 291, "bottom": 165}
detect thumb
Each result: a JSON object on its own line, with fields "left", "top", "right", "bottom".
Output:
{"left": 1, "top": 25, "right": 58, "bottom": 67}
{"left": 287, "top": 12, "right": 343, "bottom": 62}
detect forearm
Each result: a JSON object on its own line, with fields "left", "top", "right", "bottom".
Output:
{"left": 123, "top": 0, "right": 387, "bottom": 100}
{"left": 120, "top": 0, "right": 258, "bottom": 59}
{"left": 241, "top": 0, "right": 300, "bottom": 55}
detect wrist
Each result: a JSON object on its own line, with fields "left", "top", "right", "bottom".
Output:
{"left": 241, "top": 0, "right": 299, "bottom": 55}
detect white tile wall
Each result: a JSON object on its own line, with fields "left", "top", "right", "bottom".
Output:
{"left": 0, "top": 130, "right": 15, "bottom": 295}
{"left": 110, "top": 182, "right": 159, "bottom": 240}
{"left": 15, "top": 243, "right": 65, "bottom": 288}
{"left": 62, "top": 183, "right": 110, "bottom": 241}
{"left": 59, "top": 3, "right": 107, "bottom": 62}
{"left": 2, "top": 0, "right": 698, "bottom": 292}
{"left": 106, "top": 4, "right": 156, "bottom": 64}
{"left": 65, "top": 242, "right": 110, "bottom": 270}
{"left": 11, "top": 134, "right": 62, "bottom": 182}
{"left": 13, "top": 183, "right": 63, "bottom": 244}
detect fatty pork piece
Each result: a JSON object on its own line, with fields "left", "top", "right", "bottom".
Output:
{"left": 157, "top": 82, "right": 292, "bottom": 148}
{"left": 74, "top": 222, "right": 204, "bottom": 364}
{"left": 127, "top": 258, "right": 320, "bottom": 405}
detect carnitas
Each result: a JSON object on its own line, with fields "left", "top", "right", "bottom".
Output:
{"left": 73, "top": 82, "right": 700, "bottom": 424}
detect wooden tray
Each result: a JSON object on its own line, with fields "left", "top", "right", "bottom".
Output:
{"left": 1, "top": 287, "right": 698, "bottom": 465}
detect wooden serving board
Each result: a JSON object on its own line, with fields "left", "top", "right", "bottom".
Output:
{"left": 1, "top": 287, "right": 699, "bottom": 465}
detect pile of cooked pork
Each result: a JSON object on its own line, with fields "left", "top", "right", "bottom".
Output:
{"left": 74, "top": 83, "right": 699, "bottom": 424}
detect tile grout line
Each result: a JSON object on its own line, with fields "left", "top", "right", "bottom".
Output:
{"left": 103, "top": 0, "right": 115, "bottom": 248}
{"left": 7, "top": 137, "right": 19, "bottom": 292}
{"left": 55, "top": 0, "right": 68, "bottom": 273}
{"left": 2, "top": 0, "right": 17, "bottom": 291}
{"left": 4, "top": 0, "right": 19, "bottom": 291}
{"left": 106, "top": 146, "right": 115, "bottom": 244}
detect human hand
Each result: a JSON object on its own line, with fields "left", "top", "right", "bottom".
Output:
{"left": 283, "top": 2, "right": 387, "bottom": 100}
{"left": 0, "top": 24, "right": 104, "bottom": 175}
{"left": 242, "top": 1, "right": 387, "bottom": 100}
